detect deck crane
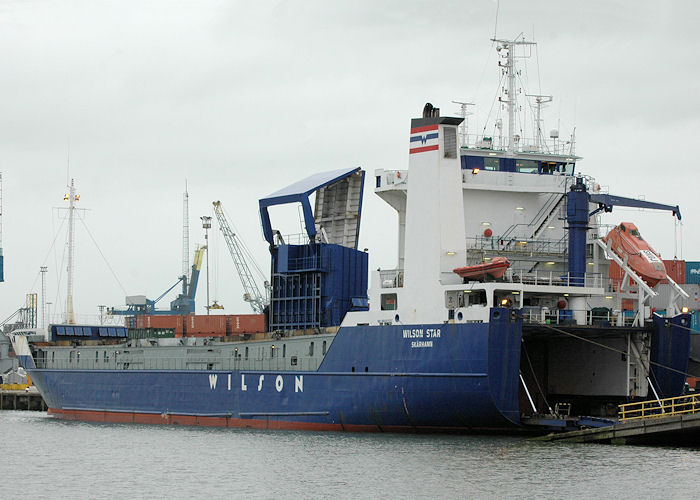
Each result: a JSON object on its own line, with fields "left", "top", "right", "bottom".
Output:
{"left": 212, "top": 201, "right": 268, "bottom": 314}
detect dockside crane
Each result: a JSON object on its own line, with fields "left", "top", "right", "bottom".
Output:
{"left": 212, "top": 201, "right": 268, "bottom": 314}
{"left": 107, "top": 246, "right": 206, "bottom": 316}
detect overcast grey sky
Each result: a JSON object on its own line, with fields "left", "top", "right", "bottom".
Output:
{"left": 1, "top": 0, "right": 698, "bottom": 322}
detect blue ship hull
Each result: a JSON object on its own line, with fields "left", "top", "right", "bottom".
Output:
{"left": 25, "top": 310, "right": 523, "bottom": 431}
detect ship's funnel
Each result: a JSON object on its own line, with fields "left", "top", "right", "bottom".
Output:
{"left": 402, "top": 111, "right": 465, "bottom": 288}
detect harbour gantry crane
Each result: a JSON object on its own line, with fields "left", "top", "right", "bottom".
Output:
{"left": 212, "top": 201, "right": 268, "bottom": 314}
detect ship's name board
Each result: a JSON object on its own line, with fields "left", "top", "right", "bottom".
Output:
{"left": 208, "top": 373, "right": 303, "bottom": 393}
{"left": 403, "top": 328, "right": 440, "bottom": 348}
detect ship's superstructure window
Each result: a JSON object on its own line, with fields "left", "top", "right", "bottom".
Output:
{"left": 516, "top": 160, "right": 538, "bottom": 173}
{"left": 283, "top": 344, "right": 286, "bottom": 358}
{"left": 444, "top": 127, "right": 457, "bottom": 158}
{"left": 103, "top": 351, "right": 108, "bottom": 362}
{"left": 245, "top": 347, "right": 249, "bottom": 359}
{"left": 309, "top": 342, "right": 314, "bottom": 357}
{"left": 381, "top": 293, "right": 397, "bottom": 311}
{"left": 51, "top": 351, "right": 55, "bottom": 363}
{"left": 561, "top": 163, "right": 575, "bottom": 174}
{"left": 69, "top": 351, "right": 74, "bottom": 363}
{"left": 466, "top": 290, "right": 488, "bottom": 306}
{"left": 322, "top": 340, "right": 327, "bottom": 355}
{"left": 483, "top": 157, "right": 499, "bottom": 170}
{"left": 95, "top": 351, "right": 99, "bottom": 362}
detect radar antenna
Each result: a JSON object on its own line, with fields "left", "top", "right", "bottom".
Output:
{"left": 491, "top": 36, "right": 536, "bottom": 156}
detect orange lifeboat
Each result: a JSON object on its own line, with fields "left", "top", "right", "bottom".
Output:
{"left": 453, "top": 257, "right": 511, "bottom": 280}
{"left": 601, "top": 222, "right": 666, "bottom": 287}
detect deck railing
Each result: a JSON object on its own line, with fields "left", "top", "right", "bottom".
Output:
{"left": 379, "top": 269, "right": 404, "bottom": 288}
{"left": 35, "top": 355, "right": 323, "bottom": 372}
{"left": 520, "top": 307, "right": 624, "bottom": 327}
{"left": 618, "top": 394, "right": 700, "bottom": 422}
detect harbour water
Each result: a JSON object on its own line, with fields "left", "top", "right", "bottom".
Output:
{"left": 2, "top": 411, "right": 699, "bottom": 499}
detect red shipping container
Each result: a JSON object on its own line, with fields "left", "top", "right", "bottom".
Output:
{"left": 621, "top": 299, "right": 635, "bottom": 310}
{"left": 609, "top": 259, "right": 686, "bottom": 286}
{"left": 186, "top": 315, "right": 227, "bottom": 335}
{"left": 138, "top": 315, "right": 184, "bottom": 335}
{"left": 226, "top": 314, "right": 265, "bottom": 334}
{"left": 187, "top": 331, "right": 226, "bottom": 338}
{"left": 661, "top": 260, "right": 685, "bottom": 284}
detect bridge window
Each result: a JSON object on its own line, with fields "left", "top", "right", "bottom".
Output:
{"left": 541, "top": 162, "right": 557, "bottom": 174}
{"left": 516, "top": 160, "right": 538, "bottom": 173}
{"left": 561, "top": 163, "right": 575, "bottom": 175}
{"left": 483, "top": 157, "right": 499, "bottom": 171}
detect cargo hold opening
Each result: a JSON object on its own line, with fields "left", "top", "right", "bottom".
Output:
{"left": 518, "top": 325, "right": 651, "bottom": 419}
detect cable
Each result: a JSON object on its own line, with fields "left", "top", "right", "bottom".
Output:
{"left": 77, "top": 214, "right": 128, "bottom": 296}
{"left": 538, "top": 322, "right": 700, "bottom": 379}
{"left": 482, "top": 71, "right": 506, "bottom": 135}
{"left": 522, "top": 340, "right": 553, "bottom": 413}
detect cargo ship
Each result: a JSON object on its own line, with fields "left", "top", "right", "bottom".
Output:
{"left": 8, "top": 36, "right": 694, "bottom": 432}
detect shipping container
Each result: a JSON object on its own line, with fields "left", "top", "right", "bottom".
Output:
{"left": 687, "top": 261, "right": 700, "bottom": 284}
{"left": 135, "top": 315, "right": 184, "bottom": 335}
{"left": 621, "top": 299, "right": 635, "bottom": 311}
{"left": 610, "top": 259, "right": 686, "bottom": 286}
{"left": 186, "top": 331, "right": 226, "bottom": 338}
{"left": 128, "top": 328, "right": 176, "bottom": 339}
{"left": 186, "top": 315, "right": 227, "bottom": 336}
{"left": 660, "top": 260, "right": 685, "bottom": 284}
{"left": 226, "top": 314, "right": 265, "bottom": 334}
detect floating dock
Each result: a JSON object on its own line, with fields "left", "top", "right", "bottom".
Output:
{"left": 535, "top": 394, "right": 700, "bottom": 446}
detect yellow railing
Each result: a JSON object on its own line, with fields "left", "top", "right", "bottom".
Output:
{"left": 0, "top": 383, "right": 31, "bottom": 391}
{"left": 619, "top": 394, "right": 700, "bottom": 422}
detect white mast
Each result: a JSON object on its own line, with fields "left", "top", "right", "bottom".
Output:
{"left": 40, "top": 266, "right": 48, "bottom": 338}
{"left": 65, "top": 179, "right": 78, "bottom": 324}
{"left": 182, "top": 181, "right": 189, "bottom": 277}
{"left": 451, "top": 101, "right": 474, "bottom": 147}
{"left": 525, "top": 94, "right": 553, "bottom": 152}
{"left": 492, "top": 36, "right": 535, "bottom": 156}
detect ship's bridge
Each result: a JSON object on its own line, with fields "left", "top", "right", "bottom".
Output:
{"left": 460, "top": 148, "right": 580, "bottom": 176}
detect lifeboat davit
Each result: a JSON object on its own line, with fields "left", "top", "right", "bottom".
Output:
{"left": 601, "top": 222, "right": 666, "bottom": 287}
{"left": 453, "top": 257, "right": 511, "bottom": 280}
